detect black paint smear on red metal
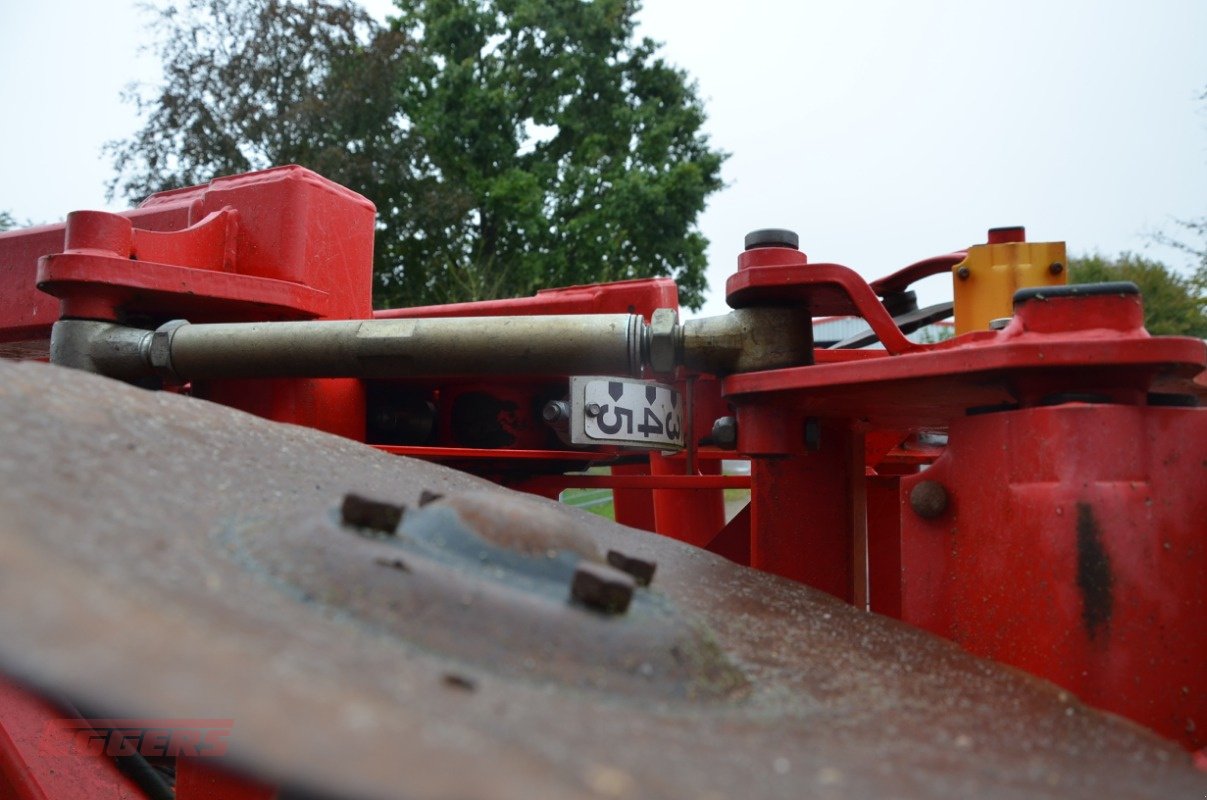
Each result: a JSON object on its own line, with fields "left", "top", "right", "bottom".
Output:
{"left": 1076, "top": 503, "right": 1114, "bottom": 640}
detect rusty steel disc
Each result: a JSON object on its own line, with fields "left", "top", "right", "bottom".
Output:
{"left": 0, "top": 360, "right": 1202, "bottom": 799}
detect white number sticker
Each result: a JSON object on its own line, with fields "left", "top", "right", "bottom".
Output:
{"left": 579, "top": 378, "right": 684, "bottom": 449}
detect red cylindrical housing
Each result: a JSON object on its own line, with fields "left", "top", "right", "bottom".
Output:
{"left": 63, "top": 211, "right": 134, "bottom": 256}
{"left": 899, "top": 403, "right": 1207, "bottom": 750}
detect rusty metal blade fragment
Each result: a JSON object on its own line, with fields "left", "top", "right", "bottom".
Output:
{"left": 0, "top": 360, "right": 1201, "bottom": 800}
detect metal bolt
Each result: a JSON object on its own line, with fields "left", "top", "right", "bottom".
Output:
{"left": 804, "top": 418, "right": 821, "bottom": 452}
{"left": 341, "top": 493, "right": 404, "bottom": 534}
{"left": 648, "top": 308, "right": 679, "bottom": 374}
{"left": 909, "top": 481, "right": 948, "bottom": 519}
{"left": 606, "top": 550, "right": 657, "bottom": 586}
{"left": 710, "top": 416, "right": 738, "bottom": 450}
{"left": 744, "top": 228, "right": 800, "bottom": 250}
{"left": 1049, "top": 261, "right": 1064, "bottom": 275}
{"left": 542, "top": 400, "right": 570, "bottom": 424}
{"left": 571, "top": 562, "right": 635, "bottom": 614}
{"left": 442, "top": 672, "right": 476, "bottom": 692}
{"left": 147, "top": 319, "right": 189, "bottom": 379}
{"left": 585, "top": 402, "right": 602, "bottom": 417}
{"left": 418, "top": 489, "right": 443, "bottom": 507}
{"left": 956, "top": 267, "right": 971, "bottom": 280}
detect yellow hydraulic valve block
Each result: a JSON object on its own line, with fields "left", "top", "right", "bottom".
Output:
{"left": 953, "top": 227, "right": 1067, "bottom": 335}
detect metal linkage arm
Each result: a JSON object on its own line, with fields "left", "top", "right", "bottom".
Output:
{"left": 52, "top": 315, "right": 643, "bottom": 381}
{"left": 50, "top": 307, "right": 810, "bottom": 382}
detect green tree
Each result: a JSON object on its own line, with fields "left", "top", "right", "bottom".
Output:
{"left": 1069, "top": 252, "right": 1206, "bottom": 337}
{"left": 1080, "top": 85, "right": 1206, "bottom": 336}
{"left": 106, "top": 0, "right": 411, "bottom": 202}
{"left": 1149, "top": 84, "right": 1207, "bottom": 323}
{"left": 106, "top": 0, "right": 420, "bottom": 301}
{"left": 0, "top": 212, "right": 15, "bottom": 233}
{"left": 107, "top": 0, "right": 725, "bottom": 310}
{"left": 381, "top": 0, "right": 724, "bottom": 308}
{"left": 1155, "top": 216, "right": 1207, "bottom": 305}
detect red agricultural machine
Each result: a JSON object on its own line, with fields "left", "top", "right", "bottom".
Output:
{"left": 0, "top": 166, "right": 1203, "bottom": 799}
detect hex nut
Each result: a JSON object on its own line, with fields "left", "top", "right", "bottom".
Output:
{"left": 909, "top": 481, "right": 948, "bottom": 519}
{"left": 542, "top": 400, "right": 570, "bottom": 425}
{"left": 571, "top": 562, "right": 636, "bottom": 614}
{"left": 341, "top": 493, "right": 405, "bottom": 534}
{"left": 441, "top": 673, "right": 476, "bottom": 692}
{"left": 648, "top": 308, "right": 679, "bottom": 374}
{"left": 606, "top": 550, "right": 657, "bottom": 586}
{"left": 147, "top": 319, "right": 189, "bottom": 379}
{"left": 710, "top": 416, "right": 738, "bottom": 449}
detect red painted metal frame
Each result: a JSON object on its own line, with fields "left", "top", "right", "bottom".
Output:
{"left": 37, "top": 208, "right": 328, "bottom": 322}
{"left": 0, "top": 675, "right": 143, "bottom": 800}
{"left": 0, "top": 166, "right": 375, "bottom": 441}
{"left": 1, "top": 166, "right": 1204, "bottom": 797}
{"left": 899, "top": 403, "right": 1206, "bottom": 749}
{"left": 174, "top": 759, "right": 275, "bottom": 800}
{"left": 374, "top": 445, "right": 603, "bottom": 461}
{"left": 373, "top": 277, "right": 676, "bottom": 320}
{"left": 0, "top": 167, "right": 381, "bottom": 798}
{"left": 728, "top": 257, "right": 919, "bottom": 354}
{"left": 717, "top": 241, "right": 1206, "bottom": 751}
{"left": 726, "top": 304, "right": 1205, "bottom": 429}
{"left": 368, "top": 276, "right": 731, "bottom": 542}
{"left": 868, "top": 251, "right": 967, "bottom": 296}
{"left": 523, "top": 474, "right": 749, "bottom": 491}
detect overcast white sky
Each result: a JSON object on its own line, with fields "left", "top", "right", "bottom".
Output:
{"left": 2, "top": 0, "right": 1205, "bottom": 315}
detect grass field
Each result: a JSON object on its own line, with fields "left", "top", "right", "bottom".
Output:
{"left": 560, "top": 487, "right": 616, "bottom": 518}
{"left": 560, "top": 486, "right": 751, "bottom": 521}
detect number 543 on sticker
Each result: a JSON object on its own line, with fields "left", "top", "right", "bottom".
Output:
{"left": 568, "top": 376, "right": 686, "bottom": 450}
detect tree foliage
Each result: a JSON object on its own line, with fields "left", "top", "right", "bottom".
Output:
{"left": 107, "top": 0, "right": 725, "bottom": 309}
{"left": 107, "top": 0, "right": 410, "bottom": 202}
{"left": 381, "top": 0, "right": 724, "bottom": 308}
{"left": 1141, "top": 82, "right": 1206, "bottom": 335}
{"left": 1068, "top": 252, "right": 1206, "bottom": 337}
{"left": 1145, "top": 84, "right": 1207, "bottom": 329}
{"left": 0, "top": 212, "right": 15, "bottom": 233}
{"left": 1154, "top": 216, "right": 1207, "bottom": 306}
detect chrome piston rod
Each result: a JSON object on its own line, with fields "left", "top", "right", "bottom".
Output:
{"left": 52, "top": 315, "right": 644, "bottom": 381}
{"left": 50, "top": 307, "right": 810, "bottom": 381}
